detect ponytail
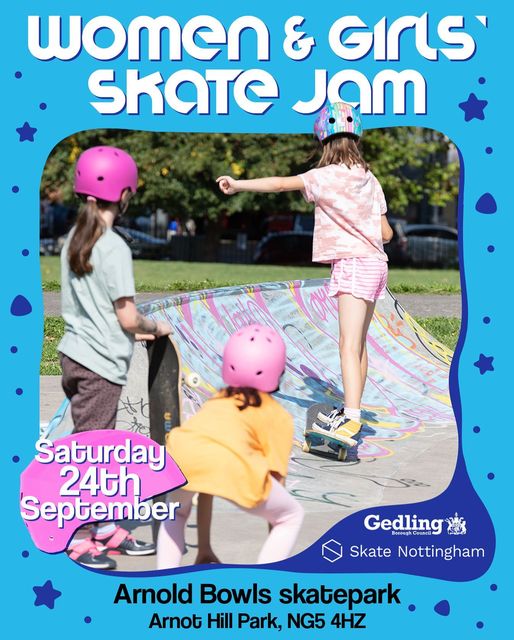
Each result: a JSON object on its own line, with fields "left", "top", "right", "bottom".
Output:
{"left": 220, "top": 386, "right": 262, "bottom": 411}
{"left": 68, "top": 199, "right": 105, "bottom": 276}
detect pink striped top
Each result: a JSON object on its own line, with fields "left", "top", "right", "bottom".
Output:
{"left": 299, "top": 164, "right": 388, "bottom": 264}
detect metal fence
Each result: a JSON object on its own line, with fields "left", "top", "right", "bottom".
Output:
{"left": 132, "top": 236, "right": 258, "bottom": 264}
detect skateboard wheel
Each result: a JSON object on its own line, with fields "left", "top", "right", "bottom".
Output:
{"left": 302, "top": 441, "right": 311, "bottom": 453}
{"left": 337, "top": 447, "right": 347, "bottom": 462}
{"left": 185, "top": 372, "right": 201, "bottom": 388}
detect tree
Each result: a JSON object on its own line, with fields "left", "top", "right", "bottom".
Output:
{"left": 41, "top": 128, "right": 459, "bottom": 221}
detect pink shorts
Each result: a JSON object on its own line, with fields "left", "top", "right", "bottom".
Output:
{"left": 329, "top": 257, "right": 388, "bottom": 301}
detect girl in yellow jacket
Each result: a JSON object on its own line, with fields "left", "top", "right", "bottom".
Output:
{"left": 157, "top": 324, "right": 304, "bottom": 567}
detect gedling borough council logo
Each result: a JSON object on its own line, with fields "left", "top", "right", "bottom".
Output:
{"left": 445, "top": 513, "right": 467, "bottom": 535}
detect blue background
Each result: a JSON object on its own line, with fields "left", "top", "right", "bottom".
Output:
{"left": 1, "top": 0, "right": 509, "bottom": 636}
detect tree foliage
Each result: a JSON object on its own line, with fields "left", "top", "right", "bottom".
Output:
{"left": 41, "top": 128, "right": 459, "bottom": 220}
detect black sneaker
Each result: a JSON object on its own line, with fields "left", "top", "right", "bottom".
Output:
{"left": 67, "top": 540, "right": 117, "bottom": 570}
{"left": 94, "top": 526, "right": 156, "bottom": 556}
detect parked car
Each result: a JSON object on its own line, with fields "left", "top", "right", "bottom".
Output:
{"left": 46, "top": 227, "right": 170, "bottom": 260}
{"left": 404, "top": 224, "right": 458, "bottom": 268}
{"left": 253, "top": 232, "right": 313, "bottom": 265}
{"left": 40, "top": 237, "right": 57, "bottom": 256}
{"left": 114, "top": 227, "right": 169, "bottom": 259}
{"left": 253, "top": 223, "right": 458, "bottom": 268}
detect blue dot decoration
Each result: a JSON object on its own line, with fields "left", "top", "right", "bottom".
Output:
{"left": 434, "top": 600, "right": 450, "bottom": 617}
{"left": 11, "top": 346, "right": 18, "bottom": 353}
{"left": 22, "top": 551, "right": 29, "bottom": 558}
{"left": 15, "top": 71, "right": 22, "bottom": 78}
{"left": 22, "top": 249, "right": 29, "bottom": 256}
{"left": 408, "top": 604, "right": 416, "bottom": 612}
{"left": 483, "top": 316, "right": 491, "bottom": 324}
{"left": 16, "top": 388, "right": 23, "bottom": 396}
{"left": 84, "top": 617, "right": 92, "bottom": 624}
{"left": 478, "top": 77, "right": 486, "bottom": 84}
{"left": 485, "top": 147, "right": 493, "bottom": 154}
{"left": 476, "top": 621, "right": 484, "bottom": 629}
{"left": 39, "top": 102, "right": 47, "bottom": 110}
{"left": 490, "top": 584, "right": 497, "bottom": 591}
{"left": 12, "top": 455, "right": 20, "bottom": 463}
{"left": 473, "top": 426, "right": 480, "bottom": 433}
{"left": 487, "top": 245, "right": 495, "bottom": 253}
{"left": 475, "top": 193, "right": 497, "bottom": 214}
{"left": 12, "top": 185, "right": 19, "bottom": 193}
{"left": 487, "top": 472, "right": 495, "bottom": 480}
{"left": 10, "top": 294, "right": 32, "bottom": 316}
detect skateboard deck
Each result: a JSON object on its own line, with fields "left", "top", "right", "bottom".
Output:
{"left": 147, "top": 334, "right": 183, "bottom": 444}
{"left": 302, "top": 402, "right": 351, "bottom": 461}
{"left": 147, "top": 333, "right": 202, "bottom": 436}
{"left": 146, "top": 334, "right": 188, "bottom": 541}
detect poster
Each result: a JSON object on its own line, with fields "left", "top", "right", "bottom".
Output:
{"left": 2, "top": 0, "right": 509, "bottom": 637}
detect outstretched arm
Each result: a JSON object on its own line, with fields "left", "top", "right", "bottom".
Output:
{"left": 217, "top": 175, "right": 304, "bottom": 195}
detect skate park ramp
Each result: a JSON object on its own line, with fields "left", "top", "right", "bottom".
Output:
{"left": 46, "top": 279, "right": 458, "bottom": 566}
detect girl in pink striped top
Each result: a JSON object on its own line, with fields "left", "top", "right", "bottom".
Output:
{"left": 217, "top": 101, "right": 393, "bottom": 446}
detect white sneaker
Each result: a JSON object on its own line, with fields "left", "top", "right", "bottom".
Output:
{"left": 311, "top": 421, "right": 331, "bottom": 435}
{"left": 316, "top": 406, "right": 344, "bottom": 425}
{"left": 311, "top": 417, "right": 359, "bottom": 447}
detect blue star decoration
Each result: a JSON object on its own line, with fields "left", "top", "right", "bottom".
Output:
{"left": 33, "top": 580, "right": 62, "bottom": 609}
{"left": 474, "top": 353, "right": 494, "bottom": 375}
{"left": 16, "top": 121, "right": 38, "bottom": 142}
{"left": 458, "top": 93, "right": 488, "bottom": 122}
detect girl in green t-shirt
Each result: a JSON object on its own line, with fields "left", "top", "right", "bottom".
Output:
{"left": 60, "top": 146, "right": 171, "bottom": 570}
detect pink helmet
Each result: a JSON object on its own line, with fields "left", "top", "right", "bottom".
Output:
{"left": 222, "top": 324, "right": 286, "bottom": 392}
{"left": 74, "top": 146, "right": 138, "bottom": 203}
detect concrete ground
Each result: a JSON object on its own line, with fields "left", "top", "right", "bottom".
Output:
{"left": 50, "top": 419, "right": 457, "bottom": 572}
{"left": 43, "top": 292, "right": 462, "bottom": 318}
{"left": 107, "top": 419, "right": 457, "bottom": 571}
{"left": 41, "top": 374, "right": 458, "bottom": 573}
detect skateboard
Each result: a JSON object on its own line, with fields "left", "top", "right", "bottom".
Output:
{"left": 147, "top": 334, "right": 202, "bottom": 442}
{"left": 302, "top": 402, "right": 351, "bottom": 462}
{"left": 146, "top": 333, "right": 200, "bottom": 540}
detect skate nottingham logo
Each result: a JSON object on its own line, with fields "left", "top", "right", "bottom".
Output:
{"left": 364, "top": 513, "right": 468, "bottom": 536}
{"left": 445, "top": 512, "right": 467, "bottom": 535}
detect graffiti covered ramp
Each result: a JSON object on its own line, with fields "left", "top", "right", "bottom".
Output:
{"left": 49, "top": 279, "right": 458, "bottom": 565}
{"left": 133, "top": 279, "right": 457, "bottom": 563}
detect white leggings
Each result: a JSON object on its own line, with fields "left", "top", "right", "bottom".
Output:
{"left": 157, "top": 477, "right": 304, "bottom": 568}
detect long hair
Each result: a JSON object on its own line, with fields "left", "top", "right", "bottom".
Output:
{"left": 317, "top": 134, "right": 369, "bottom": 171}
{"left": 68, "top": 199, "right": 105, "bottom": 276}
{"left": 220, "top": 386, "right": 262, "bottom": 411}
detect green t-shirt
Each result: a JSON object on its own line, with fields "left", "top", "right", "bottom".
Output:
{"left": 58, "top": 227, "right": 136, "bottom": 385}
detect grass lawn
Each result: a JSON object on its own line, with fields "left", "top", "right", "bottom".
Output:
{"left": 41, "top": 315, "right": 461, "bottom": 375}
{"left": 41, "top": 257, "right": 460, "bottom": 294}
{"left": 42, "top": 317, "right": 65, "bottom": 375}
{"left": 416, "top": 317, "right": 461, "bottom": 352}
